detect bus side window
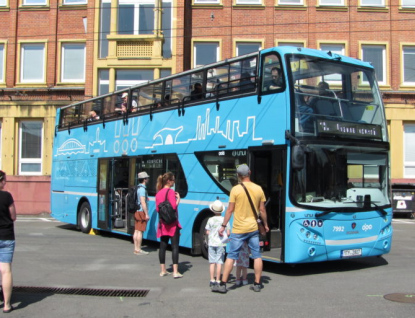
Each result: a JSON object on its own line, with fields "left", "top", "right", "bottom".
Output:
{"left": 262, "top": 53, "right": 283, "bottom": 93}
{"left": 172, "top": 75, "right": 190, "bottom": 103}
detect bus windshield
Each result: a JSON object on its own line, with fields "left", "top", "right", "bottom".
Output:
{"left": 291, "top": 144, "right": 390, "bottom": 210}
{"left": 289, "top": 54, "right": 387, "bottom": 142}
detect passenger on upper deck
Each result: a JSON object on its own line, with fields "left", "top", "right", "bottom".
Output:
{"left": 116, "top": 92, "right": 138, "bottom": 113}
{"left": 266, "top": 67, "right": 282, "bottom": 90}
{"left": 87, "top": 110, "right": 100, "bottom": 121}
{"left": 191, "top": 83, "right": 204, "bottom": 100}
{"left": 238, "top": 72, "right": 256, "bottom": 90}
{"left": 308, "top": 81, "right": 331, "bottom": 108}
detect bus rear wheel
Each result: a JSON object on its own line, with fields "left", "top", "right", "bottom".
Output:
{"left": 78, "top": 202, "right": 92, "bottom": 234}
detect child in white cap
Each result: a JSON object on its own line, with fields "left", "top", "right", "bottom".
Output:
{"left": 205, "top": 200, "right": 230, "bottom": 288}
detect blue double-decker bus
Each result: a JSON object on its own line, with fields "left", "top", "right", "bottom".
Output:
{"left": 51, "top": 46, "right": 392, "bottom": 263}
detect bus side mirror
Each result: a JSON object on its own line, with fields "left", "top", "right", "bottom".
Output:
{"left": 292, "top": 145, "right": 305, "bottom": 170}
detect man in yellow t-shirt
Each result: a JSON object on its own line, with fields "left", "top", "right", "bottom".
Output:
{"left": 213, "top": 164, "right": 269, "bottom": 294}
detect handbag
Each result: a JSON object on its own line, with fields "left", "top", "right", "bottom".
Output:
{"left": 240, "top": 183, "right": 266, "bottom": 237}
{"left": 158, "top": 189, "right": 177, "bottom": 225}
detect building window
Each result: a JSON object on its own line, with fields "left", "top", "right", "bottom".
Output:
{"left": 236, "top": 0, "right": 262, "bottom": 4}
{"left": 320, "top": 0, "right": 344, "bottom": 5}
{"left": 278, "top": 42, "right": 304, "bottom": 48}
{"left": 0, "top": 43, "right": 4, "bottom": 83}
{"left": 404, "top": 124, "right": 415, "bottom": 178}
{"left": 360, "top": 0, "right": 384, "bottom": 6}
{"left": 20, "top": 43, "right": 45, "bottom": 83}
{"left": 98, "top": 69, "right": 109, "bottom": 95}
{"left": 194, "top": 0, "right": 220, "bottom": 3}
{"left": 361, "top": 44, "right": 386, "bottom": 85}
{"left": 118, "top": 0, "right": 155, "bottom": 35}
{"left": 402, "top": 0, "right": 415, "bottom": 7}
{"left": 61, "top": 43, "right": 85, "bottom": 83}
{"left": 19, "top": 121, "right": 43, "bottom": 175}
{"left": 161, "top": 0, "right": 172, "bottom": 58}
{"left": 194, "top": 42, "right": 219, "bottom": 68}
{"left": 99, "top": 0, "right": 111, "bottom": 58}
{"left": 236, "top": 43, "right": 261, "bottom": 56}
{"left": 320, "top": 43, "right": 345, "bottom": 82}
{"left": 278, "top": 0, "right": 303, "bottom": 5}
{"left": 0, "top": 0, "right": 7, "bottom": 6}
{"left": 23, "top": 0, "right": 47, "bottom": 5}
{"left": 403, "top": 46, "right": 415, "bottom": 84}
{"left": 64, "top": 0, "right": 87, "bottom": 4}
{"left": 160, "top": 69, "right": 171, "bottom": 78}
{"left": 115, "top": 69, "right": 154, "bottom": 90}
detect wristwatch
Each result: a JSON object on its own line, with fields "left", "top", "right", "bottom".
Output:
{"left": 221, "top": 224, "right": 227, "bottom": 227}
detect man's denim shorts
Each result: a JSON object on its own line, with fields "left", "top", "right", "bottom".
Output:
{"left": 0, "top": 240, "right": 15, "bottom": 263}
{"left": 227, "top": 231, "right": 261, "bottom": 260}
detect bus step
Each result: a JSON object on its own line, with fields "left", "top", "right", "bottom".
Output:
{"left": 270, "top": 229, "right": 281, "bottom": 248}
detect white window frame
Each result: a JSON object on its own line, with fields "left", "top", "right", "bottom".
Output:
{"left": 236, "top": 0, "right": 262, "bottom": 4}
{"left": 20, "top": 43, "right": 45, "bottom": 83}
{"left": 193, "top": 42, "right": 220, "bottom": 68}
{"left": 23, "top": 0, "right": 47, "bottom": 5}
{"left": 361, "top": 44, "right": 386, "bottom": 85}
{"left": 0, "top": 43, "right": 4, "bottom": 83}
{"left": 63, "top": 0, "right": 87, "bottom": 4}
{"left": 320, "top": 0, "right": 344, "bottom": 5}
{"left": 404, "top": 124, "right": 415, "bottom": 178}
{"left": 360, "top": 0, "right": 385, "bottom": 6}
{"left": 19, "top": 121, "right": 43, "bottom": 176}
{"left": 61, "top": 42, "right": 86, "bottom": 83}
{"left": 194, "top": 0, "right": 220, "bottom": 3}
{"left": 402, "top": 0, "right": 415, "bottom": 7}
{"left": 279, "top": 0, "right": 303, "bottom": 4}
{"left": 403, "top": 46, "right": 415, "bottom": 85}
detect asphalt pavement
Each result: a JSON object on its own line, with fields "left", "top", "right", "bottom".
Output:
{"left": 4, "top": 215, "right": 415, "bottom": 318}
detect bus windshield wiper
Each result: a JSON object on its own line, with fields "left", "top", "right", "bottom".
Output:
{"left": 370, "top": 202, "right": 388, "bottom": 216}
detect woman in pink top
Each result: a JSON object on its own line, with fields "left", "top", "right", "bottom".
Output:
{"left": 155, "top": 172, "right": 182, "bottom": 278}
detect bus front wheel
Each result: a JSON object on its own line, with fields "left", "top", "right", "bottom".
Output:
{"left": 78, "top": 202, "right": 92, "bottom": 234}
{"left": 199, "top": 217, "right": 209, "bottom": 259}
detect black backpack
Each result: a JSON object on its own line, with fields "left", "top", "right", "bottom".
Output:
{"left": 127, "top": 185, "right": 141, "bottom": 213}
{"left": 158, "top": 189, "right": 177, "bottom": 225}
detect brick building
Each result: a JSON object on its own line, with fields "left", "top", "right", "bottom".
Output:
{"left": 0, "top": 0, "right": 94, "bottom": 214}
{"left": 1, "top": 0, "right": 415, "bottom": 214}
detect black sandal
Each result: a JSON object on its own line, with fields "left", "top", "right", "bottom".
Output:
{"left": 3, "top": 306, "right": 14, "bottom": 313}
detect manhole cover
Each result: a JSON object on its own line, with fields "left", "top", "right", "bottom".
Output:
{"left": 13, "top": 286, "right": 149, "bottom": 297}
{"left": 384, "top": 293, "right": 415, "bottom": 303}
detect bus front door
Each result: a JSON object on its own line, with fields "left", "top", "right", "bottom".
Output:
{"left": 249, "top": 147, "right": 286, "bottom": 261}
{"left": 98, "top": 157, "right": 135, "bottom": 234}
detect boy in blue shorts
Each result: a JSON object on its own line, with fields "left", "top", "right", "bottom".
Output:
{"left": 205, "top": 200, "right": 230, "bottom": 288}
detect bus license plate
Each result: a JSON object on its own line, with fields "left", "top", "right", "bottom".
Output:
{"left": 341, "top": 249, "right": 362, "bottom": 258}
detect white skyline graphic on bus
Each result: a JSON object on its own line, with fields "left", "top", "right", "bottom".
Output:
{"left": 55, "top": 108, "right": 262, "bottom": 156}
{"left": 145, "top": 108, "right": 262, "bottom": 149}
{"left": 56, "top": 128, "right": 107, "bottom": 156}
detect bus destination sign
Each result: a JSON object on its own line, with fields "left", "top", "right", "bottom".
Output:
{"left": 316, "top": 119, "right": 382, "bottom": 140}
